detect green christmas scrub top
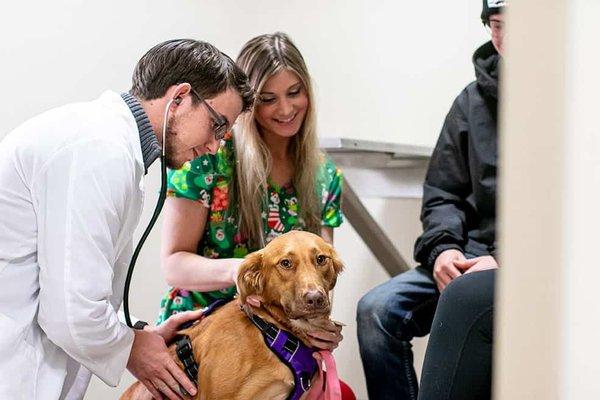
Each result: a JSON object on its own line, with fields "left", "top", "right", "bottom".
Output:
{"left": 157, "top": 137, "right": 343, "bottom": 323}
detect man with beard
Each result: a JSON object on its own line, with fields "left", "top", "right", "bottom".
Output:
{"left": 357, "top": 1, "right": 505, "bottom": 399}
{"left": 0, "top": 39, "right": 253, "bottom": 399}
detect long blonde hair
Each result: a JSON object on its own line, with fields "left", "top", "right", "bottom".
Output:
{"left": 232, "top": 32, "right": 321, "bottom": 248}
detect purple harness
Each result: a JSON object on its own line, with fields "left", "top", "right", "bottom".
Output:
{"left": 248, "top": 313, "right": 318, "bottom": 400}
{"left": 175, "top": 299, "right": 317, "bottom": 400}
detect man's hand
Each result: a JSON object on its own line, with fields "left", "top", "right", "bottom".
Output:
{"left": 307, "top": 319, "right": 344, "bottom": 351}
{"left": 453, "top": 255, "right": 499, "bottom": 274}
{"left": 433, "top": 249, "right": 466, "bottom": 292}
{"left": 146, "top": 309, "right": 204, "bottom": 344}
{"left": 127, "top": 329, "right": 197, "bottom": 400}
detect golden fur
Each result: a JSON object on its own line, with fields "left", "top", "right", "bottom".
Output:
{"left": 121, "top": 231, "right": 343, "bottom": 400}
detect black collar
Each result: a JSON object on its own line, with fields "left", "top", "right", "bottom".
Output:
{"left": 120, "top": 92, "right": 161, "bottom": 174}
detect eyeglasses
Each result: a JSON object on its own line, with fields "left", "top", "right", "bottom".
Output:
{"left": 484, "top": 19, "right": 505, "bottom": 37}
{"left": 190, "top": 88, "right": 229, "bottom": 141}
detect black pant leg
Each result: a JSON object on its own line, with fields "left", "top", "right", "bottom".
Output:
{"left": 418, "top": 269, "right": 495, "bottom": 400}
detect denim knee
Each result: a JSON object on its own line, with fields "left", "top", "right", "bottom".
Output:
{"left": 357, "top": 289, "right": 381, "bottom": 332}
{"left": 358, "top": 270, "right": 441, "bottom": 342}
{"left": 357, "top": 285, "right": 410, "bottom": 342}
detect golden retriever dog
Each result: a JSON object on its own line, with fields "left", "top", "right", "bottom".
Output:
{"left": 121, "top": 230, "right": 343, "bottom": 400}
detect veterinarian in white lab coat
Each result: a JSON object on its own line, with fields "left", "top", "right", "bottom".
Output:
{"left": 0, "top": 39, "right": 252, "bottom": 400}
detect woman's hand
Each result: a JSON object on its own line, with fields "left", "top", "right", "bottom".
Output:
{"left": 307, "top": 319, "right": 344, "bottom": 351}
{"left": 145, "top": 309, "right": 205, "bottom": 344}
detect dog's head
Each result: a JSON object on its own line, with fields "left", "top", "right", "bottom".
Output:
{"left": 237, "top": 231, "right": 344, "bottom": 320}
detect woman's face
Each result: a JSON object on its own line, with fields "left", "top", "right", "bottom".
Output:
{"left": 254, "top": 69, "right": 309, "bottom": 139}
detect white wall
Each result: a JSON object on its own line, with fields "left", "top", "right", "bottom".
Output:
{"left": 1, "top": 0, "right": 485, "bottom": 145}
{"left": 0, "top": 1, "right": 486, "bottom": 399}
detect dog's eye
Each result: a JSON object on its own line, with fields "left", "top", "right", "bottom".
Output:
{"left": 280, "top": 259, "right": 292, "bottom": 269}
{"left": 316, "top": 255, "right": 328, "bottom": 265}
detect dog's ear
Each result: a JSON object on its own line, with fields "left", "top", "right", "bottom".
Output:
{"left": 330, "top": 246, "right": 344, "bottom": 275}
{"left": 327, "top": 245, "right": 344, "bottom": 290}
{"left": 237, "top": 250, "right": 264, "bottom": 304}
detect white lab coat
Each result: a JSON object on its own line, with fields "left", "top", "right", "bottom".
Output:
{"left": 0, "top": 91, "right": 147, "bottom": 399}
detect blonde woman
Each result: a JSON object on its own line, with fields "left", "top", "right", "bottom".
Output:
{"left": 157, "top": 33, "right": 344, "bottom": 353}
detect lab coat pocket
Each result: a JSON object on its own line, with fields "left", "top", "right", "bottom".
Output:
{"left": 0, "top": 312, "right": 37, "bottom": 398}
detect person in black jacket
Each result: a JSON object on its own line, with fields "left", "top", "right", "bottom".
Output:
{"left": 357, "top": 2, "right": 505, "bottom": 399}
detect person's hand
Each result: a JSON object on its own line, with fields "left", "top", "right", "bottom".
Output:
{"left": 307, "top": 319, "right": 344, "bottom": 351}
{"left": 146, "top": 309, "right": 204, "bottom": 344}
{"left": 244, "top": 294, "right": 264, "bottom": 308}
{"left": 127, "top": 329, "right": 197, "bottom": 400}
{"left": 433, "top": 249, "right": 466, "bottom": 292}
{"left": 243, "top": 295, "right": 343, "bottom": 350}
{"left": 454, "top": 255, "right": 499, "bottom": 274}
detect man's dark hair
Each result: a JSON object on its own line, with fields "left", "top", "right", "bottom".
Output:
{"left": 131, "top": 39, "right": 254, "bottom": 111}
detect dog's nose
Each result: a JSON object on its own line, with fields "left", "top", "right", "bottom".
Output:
{"left": 304, "top": 290, "right": 326, "bottom": 309}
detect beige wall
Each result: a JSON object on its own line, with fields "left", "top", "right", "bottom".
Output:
{"left": 495, "top": 0, "right": 567, "bottom": 395}
{"left": 497, "top": 0, "right": 600, "bottom": 399}
{"left": 0, "top": 1, "right": 486, "bottom": 399}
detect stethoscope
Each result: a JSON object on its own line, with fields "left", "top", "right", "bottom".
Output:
{"left": 122, "top": 97, "right": 180, "bottom": 328}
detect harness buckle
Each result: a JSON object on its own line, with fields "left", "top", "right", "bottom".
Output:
{"left": 300, "top": 373, "right": 312, "bottom": 391}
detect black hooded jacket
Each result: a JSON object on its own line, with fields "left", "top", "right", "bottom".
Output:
{"left": 414, "top": 41, "right": 500, "bottom": 270}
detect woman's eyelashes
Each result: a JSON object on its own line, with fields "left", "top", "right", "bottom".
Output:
{"left": 259, "top": 95, "right": 276, "bottom": 104}
{"left": 287, "top": 85, "right": 303, "bottom": 97}
{"left": 258, "top": 87, "right": 303, "bottom": 104}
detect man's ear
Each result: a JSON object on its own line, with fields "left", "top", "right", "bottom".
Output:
{"left": 237, "top": 250, "right": 264, "bottom": 304}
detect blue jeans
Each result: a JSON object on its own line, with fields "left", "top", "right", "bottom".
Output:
{"left": 357, "top": 267, "right": 439, "bottom": 400}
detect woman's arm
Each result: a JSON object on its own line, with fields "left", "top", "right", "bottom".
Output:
{"left": 161, "top": 197, "right": 243, "bottom": 291}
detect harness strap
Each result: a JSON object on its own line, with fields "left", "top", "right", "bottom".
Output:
{"left": 249, "top": 312, "right": 280, "bottom": 340}
{"left": 172, "top": 298, "right": 231, "bottom": 386}
{"left": 248, "top": 313, "right": 316, "bottom": 400}
{"left": 249, "top": 314, "right": 303, "bottom": 359}
{"left": 175, "top": 335, "right": 198, "bottom": 385}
